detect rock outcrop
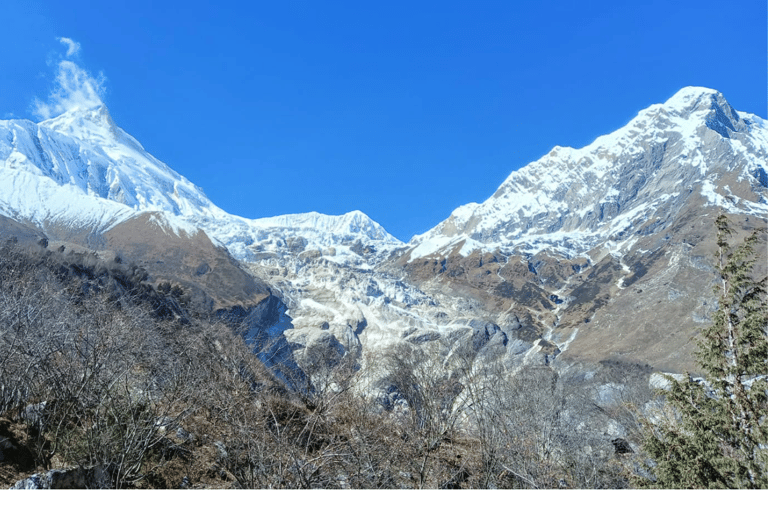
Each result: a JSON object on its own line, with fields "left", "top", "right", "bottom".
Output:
{"left": 10, "top": 466, "right": 111, "bottom": 490}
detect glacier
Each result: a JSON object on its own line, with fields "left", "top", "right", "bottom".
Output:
{"left": 1, "top": 85, "right": 767, "bottom": 383}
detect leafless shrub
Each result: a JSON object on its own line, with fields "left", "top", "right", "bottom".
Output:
{"left": 0, "top": 242, "right": 646, "bottom": 488}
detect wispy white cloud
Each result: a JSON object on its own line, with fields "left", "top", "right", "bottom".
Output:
{"left": 32, "top": 38, "right": 106, "bottom": 120}
{"left": 57, "top": 37, "right": 80, "bottom": 57}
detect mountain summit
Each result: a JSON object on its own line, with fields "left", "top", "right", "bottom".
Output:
{"left": 398, "top": 87, "right": 766, "bottom": 372}
{"left": 0, "top": 87, "right": 765, "bottom": 377}
{"left": 0, "top": 105, "right": 397, "bottom": 258}
{"left": 2, "top": 82, "right": 765, "bottom": 489}
{"left": 407, "top": 86, "right": 767, "bottom": 262}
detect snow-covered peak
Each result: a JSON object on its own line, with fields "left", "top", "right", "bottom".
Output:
{"left": 662, "top": 86, "right": 721, "bottom": 111}
{"left": 639, "top": 86, "right": 747, "bottom": 139}
{"left": 249, "top": 210, "right": 398, "bottom": 243}
{"left": 408, "top": 87, "right": 768, "bottom": 260}
{"left": 202, "top": 208, "right": 401, "bottom": 265}
{"left": 42, "top": 104, "right": 117, "bottom": 137}
{"left": 40, "top": 105, "right": 148, "bottom": 155}
{"left": 29, "top": 106, "right": 212, "bottom": 218}
{"left": 1, "top": 107, "right": 401, "bottom": 265}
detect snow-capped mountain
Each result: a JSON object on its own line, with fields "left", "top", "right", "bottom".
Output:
{"left": 0, "top": 105, "right": 399, "bottom": 262}
{"left": 408, "top": 87, "right": 768, "bottom": 260}
{"left": 1, "top": 86, "right": 766, "bottom": 380}
{"left": 0, "top": 101, "right": 408, "bottom": 389}
{"left": 399, "top": 86, "right": 767, "bottom": 372}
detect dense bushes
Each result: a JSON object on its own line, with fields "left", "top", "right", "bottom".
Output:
{"left": 0, "top": 241, "right": 266, "bottom": 488}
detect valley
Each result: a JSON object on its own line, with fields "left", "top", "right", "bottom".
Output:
{"left": 0, "top": 86, "right": 766, "bottom": 488}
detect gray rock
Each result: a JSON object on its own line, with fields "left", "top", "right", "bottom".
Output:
{"left": 10, "top": 465, "right": 111, "bottom": 489}
{"left": 0, "top": 435, "right": 16, "bottom": 463}
{"left": 214, "top": 440, "right": 228, "bottom": 461}
{"left": 286, "top": 236, "right": 308, "bottom": 253}
{"left": 298, "top": 249, "right": 322, "bottom": 261}
{"left": 176, "top": 426, "right": 195, "bottom": 442}
{"left": 21, "top": 401, "right": 47, "bottom": 430}
{"left": 295, "top": 331, "right": 346, "bottom": 370}
{"left": 407, "top": 331, "right": 441, "bottom": 344}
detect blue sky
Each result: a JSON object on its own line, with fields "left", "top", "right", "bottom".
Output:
{"left": 1, "top": 1, "right": 765, "bottom": 241}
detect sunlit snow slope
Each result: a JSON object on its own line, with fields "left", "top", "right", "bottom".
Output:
{"left": 408, "top": 87, "right": 768, "bottom": 260}
{"left": 1, "top": 87, "right": 766, "bottom": 377}
{"left": 0, "top": 105, "right": 400, "bottom": 259}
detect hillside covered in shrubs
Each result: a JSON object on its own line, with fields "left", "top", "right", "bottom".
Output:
{"left": 0, "top": 237, "right": 646, "bottom": 489}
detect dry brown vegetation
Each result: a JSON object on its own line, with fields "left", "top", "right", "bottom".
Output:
{"left": 0, "top": 238, "right": 643, "bottom": 489}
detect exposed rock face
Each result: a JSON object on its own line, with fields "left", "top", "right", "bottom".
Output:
{"left": 10, "top": 466, "right": 111, "bottom": 489}
{"left": 217, "top": 294, "right": 309, "bottom": 390}
{"left": 1, "top": 86, "right": 766, "bottom": 388}
{"left": 100, "top": 212, "right": 272, "bottom": 310}
{"left": 409, "top": 88, "right": 766, "bottom": 255}
{"left": 394, "top": 87, "right": 767, "bottom": 373}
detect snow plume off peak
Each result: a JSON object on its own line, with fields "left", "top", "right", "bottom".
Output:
{"left": 32, "top": 38, "right": 106, "bottom": 120}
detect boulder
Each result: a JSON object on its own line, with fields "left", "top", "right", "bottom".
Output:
{"left": 10, "top": 465, "right": 111, "bottom": 489}
{"left": 611, "top": 438, "right": 634, "bottom": 455}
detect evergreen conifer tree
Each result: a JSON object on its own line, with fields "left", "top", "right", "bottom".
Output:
{"left": 638, "top": 214, "right": 768, "bottom": 488}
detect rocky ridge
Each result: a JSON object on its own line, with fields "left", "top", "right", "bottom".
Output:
{"left": 0, "top": 86, "right": 766, "bottom": 389}
{"left": 395, "top": 87, "right": 767, "bottom": 372}
{"left": 408, "top": 87, "right": 767, "bottom": 258}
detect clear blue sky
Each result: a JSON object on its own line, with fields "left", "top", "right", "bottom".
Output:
{"left": 1, "top": 1, "right": 765, "bottom": 242}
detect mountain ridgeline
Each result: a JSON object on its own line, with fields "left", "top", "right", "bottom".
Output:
{"left": 0, "top": 86, "right": 766, "bottom": 488}
{"left": 2, "top": 84, "right": 766, "bottom": 373}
